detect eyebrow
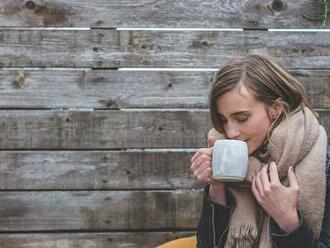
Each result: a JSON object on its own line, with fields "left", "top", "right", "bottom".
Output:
{"left": 218, "top": 111, "right": 250, "bottom": 117}
{"left": 231, "top": 111, "right": 250, "bottom": 116}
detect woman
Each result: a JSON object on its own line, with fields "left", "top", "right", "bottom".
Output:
{"left": 191, "top": 54, "right": 330, "bottom": 248}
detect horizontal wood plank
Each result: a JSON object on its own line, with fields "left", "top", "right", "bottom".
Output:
{"left": 0, "top": 0, "right": 327, "bottom": 28}
{"left": 0, "top": 109, "right": 328, "bottom": 149}
{"left": 0, "top": 190, "right": 202, "bottom": 231}
{"left": 0, "top": 30, "right": 329, "bottom": 68}
{"left": 0, "top": 69, "right": 328, "bottom": 109}
{"left": 0, "top": 150, "right": 198, "bottom": 190}
{"left": 0, "top": 109, "right": 210, "bottom": 149}
{"left": 0, "top": 232, "right": 195, "bottom": 248}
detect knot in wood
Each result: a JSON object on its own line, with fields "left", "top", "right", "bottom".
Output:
{"left": 201, "top": 40, "right": 208, "bottom": 46}
{"left": 15, "top": 72, "right": 25, "bottom": 88}
{"left": 271, "top": 0, "right": 284, "bottom": 11}
{"left": 25, "top": 0, "right": 36, "bottom": 10}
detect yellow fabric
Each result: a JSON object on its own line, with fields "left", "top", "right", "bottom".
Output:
{"left": 156, "top": 235, "right": 196, "bottom": 248}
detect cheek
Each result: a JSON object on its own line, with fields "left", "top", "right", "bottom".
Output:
{"left": 246, "top": 113, "right": 271, "bottom": 143}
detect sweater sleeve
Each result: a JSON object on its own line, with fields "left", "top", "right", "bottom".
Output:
{"left": 197, "top": 184, "right": 234, "bottom": 248}
{"left": 270, "top": 209, "right": 330, "bottom": 248}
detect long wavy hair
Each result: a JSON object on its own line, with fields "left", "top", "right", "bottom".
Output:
{"left": 209, "top": 53, "right": 316, "bottom": 139}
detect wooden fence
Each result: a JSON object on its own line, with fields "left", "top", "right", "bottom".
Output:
{"left": 0, "top": 0, "right": 329, "bottom": 247}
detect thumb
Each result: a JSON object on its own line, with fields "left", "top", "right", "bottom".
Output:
{"left": 207, "top": 136, "right": 216, "bottom": 148}
{"left": 288, "top": 166, "right": 299, "bottom": 190}
{"left": 205, "top": 147, "right": 213, "bottom": 156}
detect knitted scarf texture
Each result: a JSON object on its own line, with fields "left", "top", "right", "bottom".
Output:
{"left": 210, "top": 107, "right": 327, "bottom": 248}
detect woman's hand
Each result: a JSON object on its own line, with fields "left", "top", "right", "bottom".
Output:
{"left": 190, "top": 147, "right": 213, "bottom": 184}
{"left": 252, "top": 162, "right": 300, "bottom": 233}
{"left": 190, "top": 129, "right": 218, "bottom": 185}
{"left": 190, "top": 129, "right": 227, "bottom": 205}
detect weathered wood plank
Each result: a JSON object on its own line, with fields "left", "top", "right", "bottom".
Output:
{"left": 0, "top": 232, "right": 195, "bottom": 248}
{"left": 0, "top": 190, "right": 202, "bottom": 231}
{"left": 0, "top": 69, "right": 328, "bottom": 109}
{"left": 0, "top": 0, "right": 327, "bottom": 28}
{"left": 0, "top": 150, "right": 198, "bottom": 190}
{"left": 0, "top": 109, "right": 210, "bottom": 149}
{"left": 0, "top": 30, "right": 329, "bottom": 68}
{"left": 0, "top": 109, "right": 328, "bottom": 149}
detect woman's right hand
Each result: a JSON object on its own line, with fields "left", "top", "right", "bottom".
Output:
{"left": 190, "top": 147, "right": 213, "bottom": 185}
{"left": 190, "top": 128, "right": 222, "bottom": 185}
{"left": 191, "top": 129, "right": 227, "bottom": 205}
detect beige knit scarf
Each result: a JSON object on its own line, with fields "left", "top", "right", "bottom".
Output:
{"left": 210, "top": 107, "right": 327, "bottom": 248}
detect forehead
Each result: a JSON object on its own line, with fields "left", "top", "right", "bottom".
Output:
{"left": 216, "top": 86, "right": 263, "bottom": 116}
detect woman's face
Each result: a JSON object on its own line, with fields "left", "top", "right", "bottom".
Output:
{"left": 216, "top": 85, "right": 271, "bottom": 154}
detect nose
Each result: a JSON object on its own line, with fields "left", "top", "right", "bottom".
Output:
{"left": 225, "top": 122, "right": 240, "bottom": 139}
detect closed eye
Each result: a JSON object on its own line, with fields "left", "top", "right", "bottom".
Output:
{"left": 236, "top": 116, "right": 249, "bottom": 122}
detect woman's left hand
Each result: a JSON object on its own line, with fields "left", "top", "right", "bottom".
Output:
{"left": 252, "top": 161, "right": 300, "bottom": 233}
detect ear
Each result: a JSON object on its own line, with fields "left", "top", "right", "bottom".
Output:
{"left": 268, "top": 99, "right": 283, "bottom": 120}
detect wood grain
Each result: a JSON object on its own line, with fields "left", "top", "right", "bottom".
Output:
{"left": 0, "top": 150, "right": 198, "bottom": 190}
{"left": 0, "top": 69, "right": 328, "bottom": 109}
{"left": 0, "top": 0, "right": 327, "bottom": 28}
{"left": 0, "top": 190, "right": 202, "bottom": 231}
{"left": 0, "top": 30, "right": 329, "bottom": 68}
{"left": 0, "top": 109, "right": 210, "bottom": 149}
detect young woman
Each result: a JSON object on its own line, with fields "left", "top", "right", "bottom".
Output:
{"left": 191, "top": 54, "right": 330, "bottom": 248}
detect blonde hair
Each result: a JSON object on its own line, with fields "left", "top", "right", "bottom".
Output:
{"left": 209, "top": 53, "right": 316, "bottom": 138}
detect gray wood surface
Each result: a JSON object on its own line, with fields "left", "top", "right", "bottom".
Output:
{"left": 0, "top": 69, "right": 328, "bottom": 109}
{"left": 0, "top": 150, "right": 198, "bottom": 190}
{"left": 0, "top": 190, "right": 202, "bottom": 231}
{"left": 0, "top": 109, "right": 210, "bottom": 149}
{"left": 0, "top": 0, "right": 327, "bottom": 28}
{"left": 0, "top": 30, "right": 329, "bottom": 68}
{"left": 0, "top": 1, "right": 328, "bottom": 246}
{"left": 0, "top": 109, "right": 328, "bottom": 149}
{"left": 0, "top": 232, "right": 195, "bottom": 248}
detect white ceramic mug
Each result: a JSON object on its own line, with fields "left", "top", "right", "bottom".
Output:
{"left": 211, "top": 139, "right": 249, "bottom": 182}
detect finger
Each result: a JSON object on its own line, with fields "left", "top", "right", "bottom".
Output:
{"left": 207, "top": 128, "right": 222, "bottom": 140}
{"left": 197, "top": 167, "right": 212, "bottom": 183}
{"left": 269, "top": 161, "right": 281, "bottom": 185}
{"left": 207, "top": 136, "right": 217, "bottom": 148}
{"left": 252, "top": 177, "right": 262, "bottom": 203}
{"left": 191, "top": 148, "right": 212, "bottom": 163}
{"left": 190, "top": 153, "right": 205, "bottom": 171}
{"left": 205, "top": 147, "right": 213, "bottom": 156}
{"left": 260, "top": 164, "right": 271, "bottom": 190}
{"left": 254, "top": 171, "right": 264, "bottom": 196}
{"left": 288, "top": 166, "right": 299, "bottom": 190}
{"left": 191, "top": 149, "right": 203, "bottom": 163}
{"left": 194, "top": 160, "right": 211, "bottom": 177}
{"left": 191, "top": 153, "right": 211, "bottom": 171}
